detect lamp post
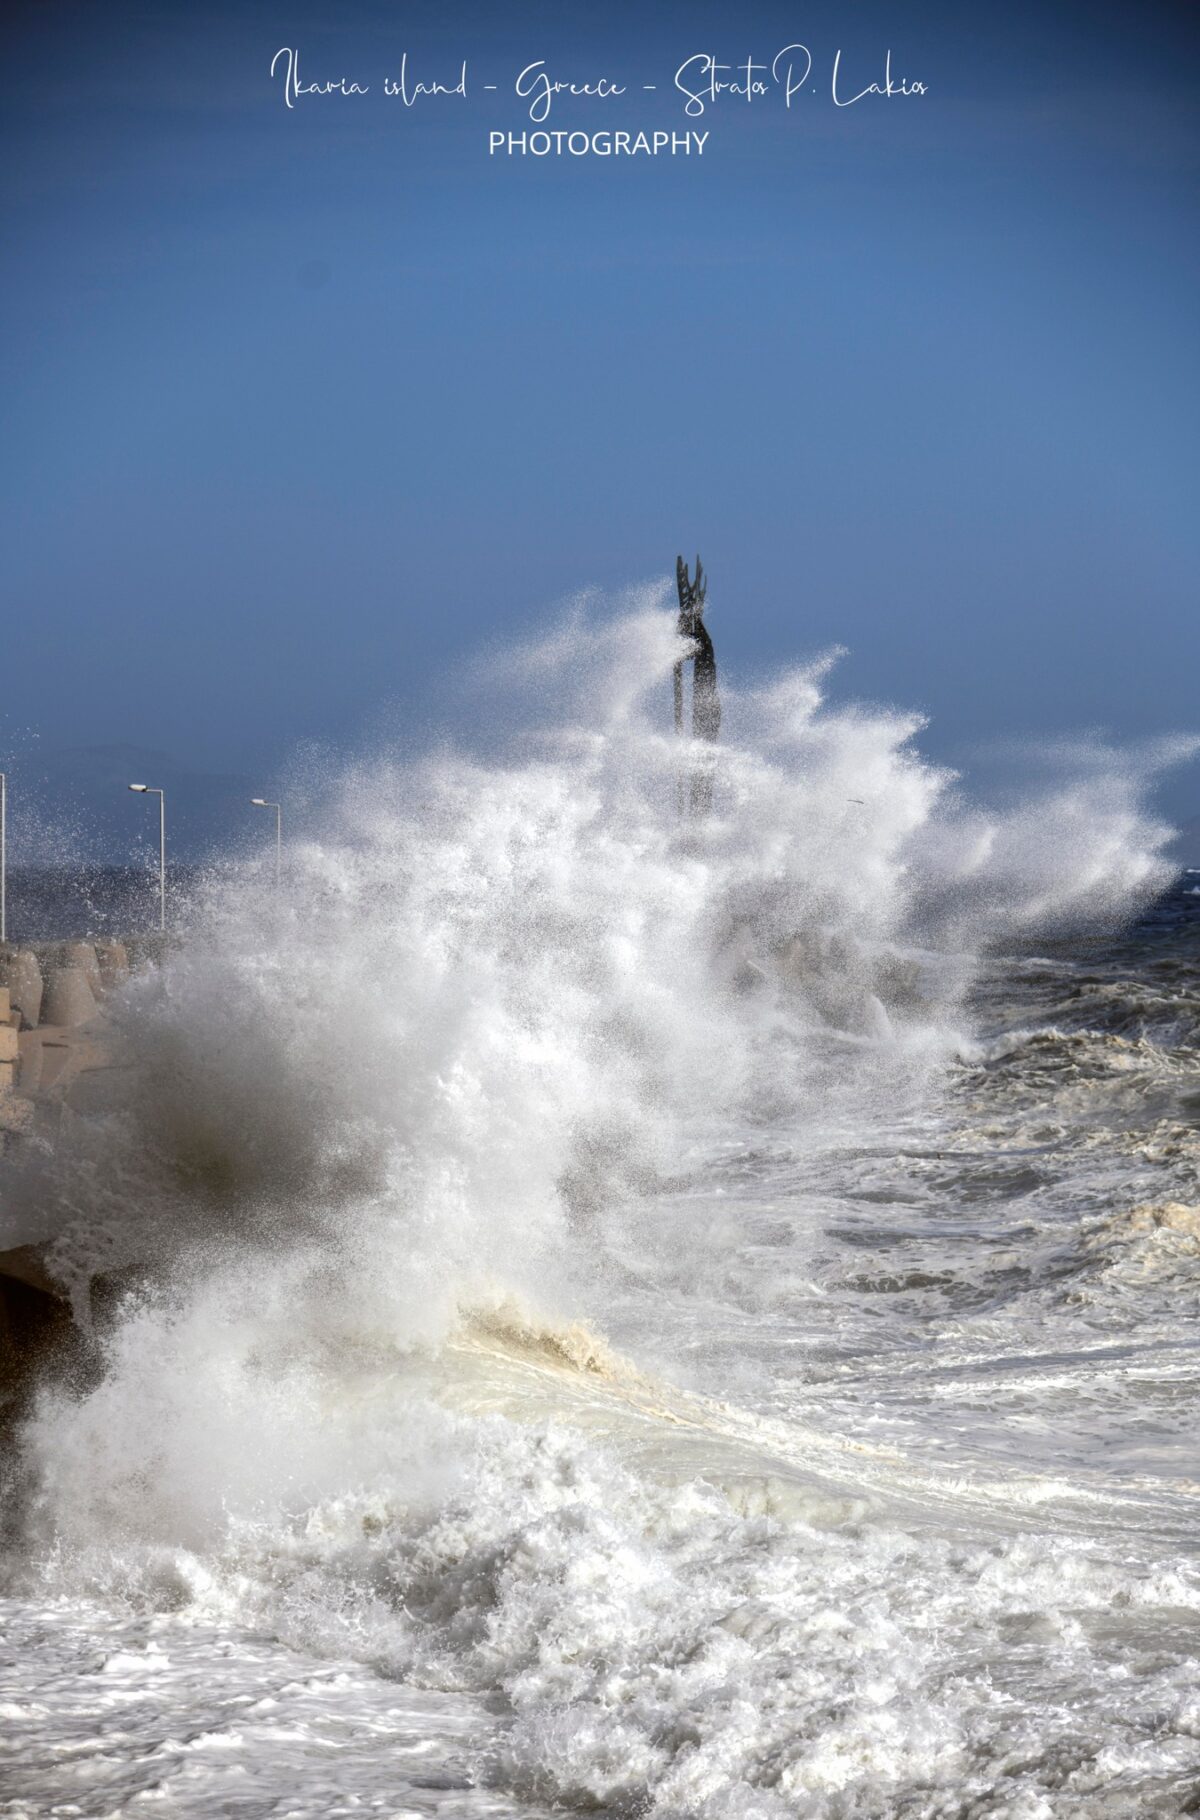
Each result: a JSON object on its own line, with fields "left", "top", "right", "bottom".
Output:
{"left": 0, "top": 771, "right": 6, "bottom": 945}
{"left": 251, "top": 799, "right": 282, "bottom": 884}
{"left": 128, "top": 784, "right": 166, "bottom": 932}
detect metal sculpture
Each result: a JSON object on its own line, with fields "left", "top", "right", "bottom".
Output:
{"left": 674, "top": 554, "right": 720, "bottom": 813}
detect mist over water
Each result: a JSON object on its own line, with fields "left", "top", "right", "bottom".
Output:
{"left": 4, "top": 601, "right": 1200, "bottom": 1818}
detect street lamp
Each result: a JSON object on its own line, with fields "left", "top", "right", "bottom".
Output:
{"left": 128, "top": 784, "right": 166, "bottom": 932}
{"left": 250, "top": 799, "right": 282, "bottom": 883}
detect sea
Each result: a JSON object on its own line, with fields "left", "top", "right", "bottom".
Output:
{"left": 2, "top": 607, "right": 1199, "bottom": 1818}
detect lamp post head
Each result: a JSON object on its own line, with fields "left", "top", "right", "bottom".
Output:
{"left": 251, "top": 798, "right": 267, "bottom": 806}
{"left": 128, "top": 783, "right": 149, "bottom": 793}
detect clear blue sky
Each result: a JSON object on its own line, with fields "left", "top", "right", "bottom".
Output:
{"left": 3, "top": 0, "right": 1198, "bottom": 843}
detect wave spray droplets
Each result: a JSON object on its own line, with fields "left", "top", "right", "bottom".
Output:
{"left": 4, "top": 598, "right": 1198, "bottom": 1818}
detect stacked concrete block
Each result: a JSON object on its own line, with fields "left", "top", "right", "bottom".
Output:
{"left": 0, "top": 1008, "right": 16, "bottom": 1097}
{"left": 0, "top": 950, "right": 43, "bottom": 1030}
{"left": 0, "top": 997, "right": 33, "bottom": 1131}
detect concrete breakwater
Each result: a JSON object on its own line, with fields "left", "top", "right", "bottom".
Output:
{"left": 0, "top": 936, "right": 166, "bottom": 1404}
{"left": 0, "top": 936, "right": 169, "bottom": 1121}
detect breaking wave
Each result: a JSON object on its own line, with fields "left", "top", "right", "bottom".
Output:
{"left": 3, "top": 595, "right": 1198, "bottom": 1817}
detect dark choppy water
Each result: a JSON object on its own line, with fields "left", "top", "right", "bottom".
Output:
{"left": 1, "top": 866, "right": 199, "bottom": 945}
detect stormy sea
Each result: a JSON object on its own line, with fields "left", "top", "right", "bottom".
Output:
{"left": 3, "top": 603, "right": 1200, "bottom": 1818}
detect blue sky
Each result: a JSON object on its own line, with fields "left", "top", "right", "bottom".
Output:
{"left": 3, "top": 0, "right": 1198, "bottom": 851}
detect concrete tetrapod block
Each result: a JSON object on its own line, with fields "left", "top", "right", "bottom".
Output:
{"left": 59, "top": 943, "right": 103, "bottom": 991}
{"left": 18, "top": 1025, "right": 111, "bottom": 1099}
{"left": 0, "top": 989, "right": 9, "bottom": 1022}
{"left": 0, "top": 1027, "right": 18, "bottom": 1066}
{"left": 0, "top": 1060, "right": 13, "bottom": 1095}
{"left": 93, "top": 939, "right": 130, "bottom": 992}
{"left": 124, "top": 933, "right": 169, "bottom": 972}
{"left": 0, "top": 951, "right": 43, "bottom": 1029}
{"left": 40, "top": 967, "right": 99, "bottom": 1029}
